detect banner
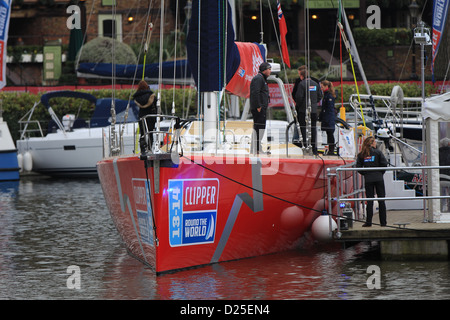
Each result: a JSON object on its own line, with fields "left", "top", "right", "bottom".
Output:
{"left": 277, "top": 1, "right": 290, "bottom": 68}
{"left": 226, "top": 42, "right": 265, "bottom": 98}
{"left": 0, "top": 0, "right": 11, "bottom": 90}
{"left": 431, "top": 0, "right": 449, "bottom": 74}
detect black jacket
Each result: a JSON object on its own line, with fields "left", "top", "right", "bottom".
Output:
{"left": 291, "top": 76, "right": 321, "bottom": 101}
{"left": 319, "top": 90, "right": 336, "bottom": 130}
{"left": 356, "top": 147, "right": 388, "bottom": 183}
{"left": 133, "top": 89, "right": 157, "bottom": 114}
{"left": 249, "top": 72, "right": 270, "bottom": 112}
{"left": 295, "top": 78, "right": 322, "bottom": 114}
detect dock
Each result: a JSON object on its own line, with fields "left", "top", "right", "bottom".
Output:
{"left": 335, "top": 210, "right": 450, "bottom": 260}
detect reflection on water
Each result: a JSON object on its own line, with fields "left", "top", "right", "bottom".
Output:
{"left": 1, "top": 178, "right": 450, "bottom": 300}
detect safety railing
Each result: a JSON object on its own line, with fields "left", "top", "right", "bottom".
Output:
{"left": 140, "top": 114, "right": 182, "bottom": 155}
{"left": 327, "top": 164, "right": 450, "bottom": 237}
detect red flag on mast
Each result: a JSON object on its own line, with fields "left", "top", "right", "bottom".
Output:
{"left": 277, "top": 1, "right": 291, "bottom": 68}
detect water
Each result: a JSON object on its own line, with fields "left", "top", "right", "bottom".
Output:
{"left": 1, "top": 177, "right": 450, "bottom": 301}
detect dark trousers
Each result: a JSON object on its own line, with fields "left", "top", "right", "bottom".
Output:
{"left": 251, "top": 109, "right": 266, "bottom": 153}
{"left": 324, "top": 128, "right": 335, "bottom": 153}
{"left": 298, "top": 112, "right": 317, "bottom": 153}
{"left": 365, "top": 180, "right": 387, "bottom": 226}
{"left": 139, "top": 115, "right": 156, "bottom": 149}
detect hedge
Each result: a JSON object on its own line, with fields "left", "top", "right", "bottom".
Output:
{"left": 0, "top": 82, "right": 437, "bottom": 144}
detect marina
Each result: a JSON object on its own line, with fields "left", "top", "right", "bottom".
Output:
{"left": 2, "top": 177, "right": 450, "bottom": 300}
{"left": 2, "top": 0, "right": 450, "bottom": 303}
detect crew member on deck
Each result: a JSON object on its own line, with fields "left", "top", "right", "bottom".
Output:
{"left": 294, "top": 68, "right": 322, "bottom": 155}
{"left": 133, "top": 80, "right": 157, "bottom": 152}
{"left": 319, "top": 80, "right": 336, "bottom": 155}
{"left": 250, "top": 62, "right": 271, "bottom": 155}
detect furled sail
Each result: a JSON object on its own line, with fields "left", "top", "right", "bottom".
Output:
{"left": 186, "top": 0, "right": 266, "bottom": 97}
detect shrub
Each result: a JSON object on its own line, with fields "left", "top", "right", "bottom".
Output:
{"left": 77, "top": 37, "right": 137, "bottom": 64}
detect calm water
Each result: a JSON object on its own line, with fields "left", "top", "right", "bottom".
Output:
{"left": 1, "top": 177, "right": 450, "bottom": 301}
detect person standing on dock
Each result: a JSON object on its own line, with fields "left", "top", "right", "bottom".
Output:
{"left": 250, "top": 62, "right": 271, "bottom": 155}
{"left": 356, "top": 136, "right": 388, "bottom": 227}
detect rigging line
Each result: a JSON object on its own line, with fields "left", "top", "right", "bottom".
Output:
{"left": 171, "top": 0, "right": 179, "bottom": 116}
{"left": 220, "top": 0, "right": 227, "bottom": 142}
{"left": 196, "top": 0, "right": 202, "bottom": 145}
{"left": 339, "top": 0, "right": 344, "bottom": 111}
{"left": 128, "top": 1, "right": 154, "bottom": 100}
{"left": 158, "top": 0, "right": 165, "bottom": 97}
{"left": 109, "top": 0, "right": 120, "bottom": 155}
{"left": 305, "top": 0, "right": 311, "bottom": 149}
{"left": 121, "top": 1, "right": 154, "bottom": 142}
{"left": 337, "top": 20, "right": 367, "bottom": 128}
{"left": 259, "top": 0, "right": 264, "bottom": 43}
{"left": 122, "top": 0, "right": 143, "bottom": 42}
{"left": 396, "top": 39, "right": 413, "bottom": 83}
{"left": 325, "top": 21, "right": 339, "bottom": 80}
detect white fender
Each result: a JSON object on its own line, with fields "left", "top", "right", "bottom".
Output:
{"left": 311, "top": 214, "right": 337, "bottom": 241}
{"left": 17, "top": 153, "right": 23, "bottom": 172}
{"left": 23, "top": 151, "right": 33, "bottom": 172}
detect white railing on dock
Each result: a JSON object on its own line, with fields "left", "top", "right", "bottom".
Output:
{"left": 326, "top": 164, "right": 450, "bottom": 237}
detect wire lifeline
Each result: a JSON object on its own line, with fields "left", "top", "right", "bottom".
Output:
{"left": 180, "top": 154, "right": 439, "bottom": 232}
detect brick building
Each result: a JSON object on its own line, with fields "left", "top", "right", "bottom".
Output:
{"left": 5, "top": 0, "right": 445, "bottom": 86}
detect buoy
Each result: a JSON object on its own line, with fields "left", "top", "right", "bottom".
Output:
{"left": 311, "top": 213, "right": 337, "bottom": 241}
{"left": 17, "top": 153, "right": 23, "bottom": 172}
{"left": 280, "top": 206, "right": 304, "bottom": 229}
{"left": 23, "top": 151, "right": 33, "bottom": 172}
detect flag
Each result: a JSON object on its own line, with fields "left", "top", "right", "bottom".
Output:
{"left": 431, "top": 0, "right": 449, "bottom": 78}
{"left": 277, "top": 1, "right": 290, "bottom": 68}
{"left": 0, "top": 0, "right": 12, "bottom": 90}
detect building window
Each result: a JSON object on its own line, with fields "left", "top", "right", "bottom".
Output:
{"left": 102, "top": 0, "right": 116, "bottom": 6}
{"left": 98, "top": 14, "right": 122, "bottom": 41}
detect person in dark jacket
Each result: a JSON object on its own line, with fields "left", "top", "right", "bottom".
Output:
{"left": 133, "top": 80, "right": 157, "bottom": 152}
{"left": 319, "top": 80, "right": 336, "bottom": 154}
{"left": 250, "top": 62, "right": 271, "bottom": 154}
{"left": 291, "top": 65, "right": 321, "bottom": 100}
{"left": 356, "top": 136, "right": 388, "bottom": 227}
{"left": 295, "top": 68, "right": 322, "bottom": 154}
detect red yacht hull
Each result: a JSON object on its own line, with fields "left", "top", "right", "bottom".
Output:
{"left": 97, "top": 154, "right": 353, "bottom": 273}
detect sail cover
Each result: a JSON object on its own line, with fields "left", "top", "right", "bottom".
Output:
{"left": 77, "top": 59, "right": 192, "bottom": 83}
{"left": 187, "top": 0, "right": 266, "bottom": 97}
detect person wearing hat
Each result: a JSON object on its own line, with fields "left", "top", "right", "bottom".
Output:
{"left": 250, "top": 62, "right": 271, "bottom": 154}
